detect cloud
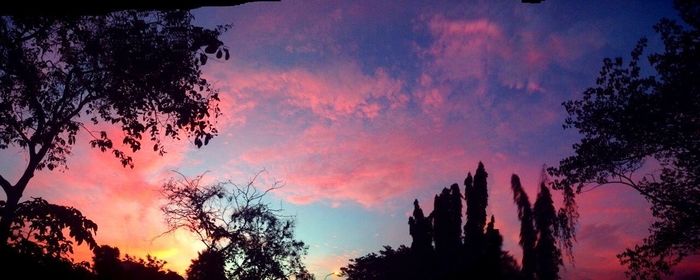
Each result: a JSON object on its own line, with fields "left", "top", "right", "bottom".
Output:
{"left": 420, "top": 14, "right": 604, "bottom": 95}
{"left": 207, "top": 61, "right": 406, "bottom": 122}
{"left": 23, "top": 127, "right": 202, "bottom": 273}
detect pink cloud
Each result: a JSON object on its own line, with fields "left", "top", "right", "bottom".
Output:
{"left": 206, "top": 61, "right": 406, "bottom": 124}
{"left": 421, "top": 14, "right": 604, "bottom": 95}
{"left": 20, "top": 126, "right": 203, "bottom": 274}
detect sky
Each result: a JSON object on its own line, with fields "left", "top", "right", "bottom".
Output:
{"left": 2, "top": 0, "right": 699, "bottom": 279}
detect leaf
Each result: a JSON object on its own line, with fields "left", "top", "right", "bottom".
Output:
{"left": 200, "top": 53, "right": 208, "bottom": 65}
{"left": 224, "top": 49, "right": 230, "bottom": 60}
{"left": 204, "top": 44, "right": 218, "bottom": 54}
{"left": 216, "top": 50, "right": 222, "bottom": 59}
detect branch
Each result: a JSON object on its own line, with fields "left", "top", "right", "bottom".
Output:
{"left": 0, "top": 174, "right": 12, "bottom": 193}
{"left": 18, "top": 23, "right": 51, "bottom": 42}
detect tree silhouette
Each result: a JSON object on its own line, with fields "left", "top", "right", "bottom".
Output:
{"left": 408, "top": 199, "right": 433, "bottom": 257}
{"left": 4, "top": 197, "right": 98, "bottom": 259}
{"left": 548, "top": 0, "right": 700, "bottom": 278}
{"left": 0, "top": 244, "right": 93, "bottom": 279}
{"left": 340, "top": 245, "right": 415, "bottom": 280}
{"left": 1, "top": 199, "right": 95, "bottom": 280}
{"left": 484, "top": 215, "right": 504, "bottom": 279}
{"left": 94, "top": 245, "right": 123, "bottom": 280}
{"left": 344, "top": 162, "right": 531, "bottom": 280}
{"left": 160, "top": 172, "right": 310, "bottom": 280}
{"left": 464, "top": 164, "right": 489, "bottom": 249}
{"left": 186, "top": 249, "right": 227, "bottom": 280}
{"left": 432, "top": 183, "right": 463, "bottom": 277}
{"left": 1, "top": 1, "right": 265, "bottom": 16}
{"left": 93, "top": 245, "right": 184, "bottom": 280}
{"left": 511, "top": 175, "right": 536, "bottom": 280}
{"left": 533, "top": 183, "right": 562, "bottom": 280}
{"left": 1, "top": 197, "right": 97, "bottom": 280}
{"left": 463, "top": 163, "right": 489, "bottom": 276}
{"left": 462, "top": 172, "right": 474, "bottom": 246}
{"left": 0, "top": 10, "right": 228, "bottom": 245}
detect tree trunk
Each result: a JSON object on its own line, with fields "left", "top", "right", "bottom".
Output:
{"left": 0, "top": 188, "right": 21, "bottom": 247}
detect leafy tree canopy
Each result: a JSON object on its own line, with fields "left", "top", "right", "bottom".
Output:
{"left": 161, "top": 172, "right": 311, "bottom": 280}
{"left": 548, "top": 0, "right": 700, "bottom": 278}
{"left": 0, "top": 9, "right": 227, "bottom": 244}
{"left": 340, "top": 245, "right": 415, "bottom": 280}
{"left": 3, "top": 197, "right": 97, "bottom": 259}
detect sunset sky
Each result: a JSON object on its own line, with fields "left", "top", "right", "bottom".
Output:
{"left": 2, "top": 0, "right": 698, "bottom": 279}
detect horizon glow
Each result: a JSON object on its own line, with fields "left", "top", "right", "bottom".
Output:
{"left": 1, "top": 1, "right": 699, "bottom": 279}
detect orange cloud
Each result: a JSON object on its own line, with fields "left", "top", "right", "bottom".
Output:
{"left": 22, "top": 127, "right": 202, "bottom": 274}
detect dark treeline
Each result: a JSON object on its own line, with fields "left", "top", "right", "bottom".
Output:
{"left": 341, "top": 162, "right": 564, "bottom": 280}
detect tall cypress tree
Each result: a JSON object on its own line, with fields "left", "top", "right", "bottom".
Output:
{"left": 463, "top": 162, "right": 490, "bottom": 278}
{"left": 409, "top": 199, "right": 434, "bottom": 278}
{"left": 464, "top": 163, "right": 488, "bottom": 251}
{"left": 462, "top": 172, "right": 474, "bottom": 245}
{"left": 484, "top": 215, "right": 505, "bottom": 279}
{"left": 432, "top": 185, "right": 463, "bottom": 277}
{"left": 533, "top": 183, "right": 562, "bottom": 280}
{"left": 448, "top": 183, "right": 463, "bottom": 250}
{"left": 432, "top": 189, "right": 450, "bottom": 256}
{"left": 511, "top": 175, "right": 536, "bottom": 280}
{"left": 409, "top": 199, "right": 433, "bottom": 255}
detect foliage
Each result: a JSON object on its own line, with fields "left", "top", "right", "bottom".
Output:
{"left": 340, "top": 245, "right": 415, "bottom": 280}
{"left": 2, "top": 197, "right": 97, "bottom": 259}
{"left": 533, "top": 184, "right": 562, "bottom": 280}
{"left": 0, "top": 9, "right": 227, "bottom": 244}
{"left": 408, "top": 199, "right": 432, "bottom": 255}
{"left": 432, "top": 184, "right": 462, "bottom": 266}
{"left": 484, "top": 216, "right": 504, "bottom": 279}
{"left": 464, "top": 164, "right": 489, "bottom": 250}
{"left": 0, "top": 244, "right": 93, "bottom": 280}
{"left": 187, "top": 249, "right": 227, "bottom": 280}
{"left": 93, "top": 245, "right": 184, "bottom": 280}
{"left": 548, "top": 1, "right": 700, "bottom": 278}
{"left": 161, "top": 172, "right": 310, "bottom": 280}
{"left": 511, "top": 175, "right": 536, "bottom": 280}
{"left": 343, "top": 163, "right": 529, "bottom": 280}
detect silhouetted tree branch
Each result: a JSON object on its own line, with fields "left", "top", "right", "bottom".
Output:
{"left": 0, "top": 1, "right": 275, "bottom": 16}
{"left": 2, "top": 197, "right": 97, "bottom": 260}
{"left": 160, "top": 171, "right": 311, "bottom": 280}
{"left": 0, "top": 10, "right": 228, "bottom": 246}
{"left": 548, "top": 1, "right": 700, "bottom": 278}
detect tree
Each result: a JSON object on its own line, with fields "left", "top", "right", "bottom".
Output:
{"left": 94, "top": 245, "right": 123, "bottom": 280}
{"left": 408, "top": 199, "right": 433, "bottom": 256}
{"left": 340, "top": 245, "right": 415, "bottom": 280}
{"left": 187, "top": 249, "right": 227, "bottom": 280}
{"left": 511, "top": 175, "right": 536, "bottom": 280}
{"left": 4, "top": 197, "right": 98, "bottom": 259}
{"left": 484, "top": 215, "right": 504, "bottom": 279}
{"left": 533, "top": 183, "right": 562, "bottom": 280}
{"left": 431, "top": 184, "right": 463, "bottom": 277}
{"left": 345, "top": 163, "right": 528, "bottom": 280}
{"left": 1, "top": 1, "right": 264, "bottom": 16}
{"left": 93, "top": 245, "right": 185, "bottom": 280}
{"left": 0, "top": 10, "right": 228, "bottom": 245}
{"left": 548, "top": 0, "right": 700, "bottom": 278}
{"left": 0, "top": 244, "right": 93, "bottom": 280}
{"left": 464, "top": 163, "right": 488, "bottom": 249}
{"left": 463, "top": 162, "right": 489, "bottom": 276}
{"left": 0, "top": 197, "right": 97, "bottom": 280}
{"left": 160, "top": 172, "right": 310, "bottom": 280}
{"left": 408, "top": 199, "right": 435, "bottom": 278}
